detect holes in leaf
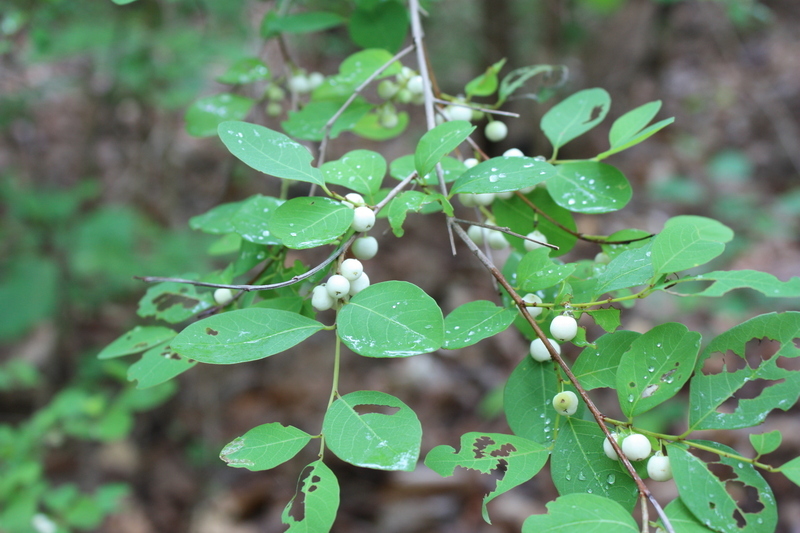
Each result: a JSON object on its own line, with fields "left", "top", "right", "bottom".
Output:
{"left": 702, "top": 338, "right": 783, "bottom": 376}
{"left": 154, "top": 292, "right": 200, "bottom": 311}
{"left": 726, "top": 480, "right": 764, "bottom": 515}
{"left": 586, "top": 105, "right": 605, "bottom": 123}
{"left": 715, "top": 378, "right": 785, "bottom": 415}
{"left": 352, "top": 403, "right": 400, "bottom": 416}
{"left": 287, "top": 464, "right": 315, "bottom": 522}
{"left": 205, "top": 328, "right": 219, "bottom": 336}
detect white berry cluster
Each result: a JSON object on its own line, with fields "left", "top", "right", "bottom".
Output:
{"left": 375, "top": 66, "right": 425, "bottom": 129}
{"left": 311, "top": 258, "right": 371, "bottom": 312}
{"left": 603, "top": 433, "right": 673, "bottom": 481}
{"left": 341, "top": 193, "right": 376, "bottom": 233}
{"left": 528, "top": 311, "right": 579, "bottom": 363}
{"left": 288, "top": 69, "right": 325, "bottom": 95}
{"left": 466, "top": 223, "right": 509, "bottom": 251}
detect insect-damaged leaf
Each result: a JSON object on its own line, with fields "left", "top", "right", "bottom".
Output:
{"left": 522, "top": 493, "right": 639, "bottom": 533}
{"left": 220, "top": 422, "right": 311, "bottom": 471}
{"left": 281, "top": 460, "right": 339, "bottom": 533}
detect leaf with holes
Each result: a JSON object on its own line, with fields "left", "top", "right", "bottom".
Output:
{"left": 137, "top": 282, "right": 214, "bottom": 324}
{"left": 127, "top": 342, "right": 196, "bottom": 389}
{"left": 493, "top": 188, "right": 577, "bottom": 256}
{"left": 661, "top": 498, "right": 718, "bottom": 533}
{"left": 616, "top": 323, "right": 701, "bottom": 417}
{"left": 547, "top": 162, "right": 631, "bottom": 214}
{"left": 337, "top": 281, "right": 444, "bottom": 358}
{"left": 220, "top": 423, "right": 311, "bottom": 471}
{"left": 186, "top": 94, "right": 255, "bottom": 137}
{"left": 450, "top": 156, "right": 555, "bottom": 195}
{"left": 652, "top": 215, "right": 734, "bottom": 274}
{"left": 688, "top": 312, "right": 800, "bottom": 431}
{"left": 443, "top": 300, "right": 516, "bottom": 350}
{"left": 750, "top": 431, "right": 781, "bottom": 456}
{"left": 170, "top": 308, "right": 324, "bottom": 364}
{"left": 517, "top": 248, "right": 576, "bottom": 292}
{"left": 97, "top": 326, "right": 176, "bottom": 360}
{"left": 414, "top": 120, "right": 475, "bottom": 178}
{"left": 504, "top": 357, "right": 560, "bottom": 446}
{"left": 386, "top": 191, "right": 452, "bottom": 237}
{"left": 541, "top": 88, "right": 610, "bottom": 151}
{"left": 270, "top": 197, "right": 353, "bottom": 249}
{"left": 322, "top": 391, "right": 421, "bottom": 471}
{"left": 281, "top": 460, "right": 339, "bottom": 533}
{"left": 321, "top": 150, "right": 386, "bottom": 200}
{"left": 230, "top": 194, "right": 284, "bottom": 245}
{"left": 676, "top": 270, "right": 800, "bottom": 298}
{"left": 425, "top": 432, "right": 549, "bottom": 524}
{"left": 667, "top": 441, "right": 777, "bottom": 533}
{"left": 572, "top": 331, "right": 641, "bottom": 391}
{"left": 522, "top": 493, "right": 639, "bottom": 533}
{"left": 218, "top": 121, "right": 324, "bottom": 186}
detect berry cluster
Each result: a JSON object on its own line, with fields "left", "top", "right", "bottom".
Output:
{"left": 311, "top": 258, "right": 371, "bottom": 312}
{"left": 603, "top": 432, "right": 673, "bottom": 482}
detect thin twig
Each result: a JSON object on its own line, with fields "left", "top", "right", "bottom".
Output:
{"left": 433, "top": 98, "right": 520, "bottom": 118}
{"left": 451, "top": 217, "right": 559, "bottom": 250}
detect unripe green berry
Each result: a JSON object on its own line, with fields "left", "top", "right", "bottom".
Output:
{"left": 647, "top": 452, "right": 673, "bottom": 482}
{"left": 552, "top": 391, "right": 579, "bottom": 416}
{"left": 530, "top": 337, "right": 560, "bottom": 362}
{"left": 214, "top": 288, "right": 234, "bottom": 306}
{"left": 340, "top": 258, "right": 364, "bottom": 281}
{"left": 266, "top": 85, "right": 286, "bottom": 101}
{"left": 395, "top": 88, "right": 413, "bottom": 104}
{"left": 524, "top": 230, "right": 548, "bottom": 252}
{"left": 351, "top": 206, "right": 376, "bottom": 232}
{"left": 522, "top": 293, "right": 543, "bottom": 318}
{"left": 621, "top": 433, "right": 652, "bottom": 461}
{"left": 352, "top": 236, "right": 378, "bottom": 260}
{"left": 377, "top": 80, "right": 398, "bottom": 100}
{"left": 550, "top": 314, "right": 578, "bottom": 342}
{"left": 326, "top": 275, "right": 350, "bottom": 299}
{"left": 485, "top": 120, "right": 508, "bottom": 142}
{"left": 266, "top": 101, "right": 283, "bottom": 117}
{"left": 595, "top": 252, "right": 611, "bottom": 265}
{"left": 380, "top": 110, "right": 399, "bottom": 129}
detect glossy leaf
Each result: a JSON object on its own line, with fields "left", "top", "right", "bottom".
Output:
{"left": 189, "top": 200, "right": 246, "bottom": 234}
{"left": 517, "top": 248, "right": 576, "bottom": 292}
{"left": 465, "top": 58, "right": 506, "bottom": 98}
{"left": 220, "top": 423, "right": 311, "bottom": 471}
{"left": 652, "top": 215, "right": 734, "bottom": 274}
{"left": 414, "top": 120, "right": 475, "bottom": 178}
{"left": 668, "top": 441, "right": 777, "bottom": 533}
{"left": 97, "top": 326, "right": 176, "bottom": 360}
{"left": 616, "top": 323, "right": 701, "bottom": 417}
{"left": 586, "top": 308, "right": 620, "bottom": 333}
{"left": 572, "top": 331, "right": 641, "bottom": 390}
{"left": 493, "top": 188, "right": 577, "bottom": 256}
{"left": 541, "top": 88, "right": 610, "bottom": 151}
{"left": 522, "top": 493, "right": 639, "bottom": 533}
{"left": 348, "top": 0, "right": 408, "bottom": 52}
{"left": 389, "top": 154, "right": 465, "bottom": 184}
{"left": 679, "top": 270, "right": 800, "bottom": 298}
{"left": 230, "top": 194, "right": 284, "bottom": 245}
{"left": 547, "top": 162, "right": 631, "bottom": 213}
{"left": 593, "top": 241, "right": 654, "bottom": 295}
{"left": 386, "top": 191, "right": 451, "bottom": 237}
{"left": 551, "top": 418, "right": 638, "bottom": 510}
{"left": 262, "top": 11, "right": 345, "bottom": 38}
{"left": 321, "top": 150, "right": 386, "bottom": 199}
{"left": 750, "top": 431, "right": 781, "bottom": 456}
{"left": 270, "top": 197, "right": 353, "bottom": 249}
{"left": 450, "top": 156, "right": 555, "bottom": 195}
{"left": 217, "top": 58, "right": 270, "bottom": 84}
{"left": 688, "top": 312, "right": 800, "bottom": 431}
{"left": 504, "top": 356, "right": 560, "bottom": 446}
{"left": 171, "top": 308, "right": 325, "bottom": 364}
{"left": 312, "top": 49, "right": 401, "bottom": 100}
{"left": 323, "top": 390, "right": 421, "bottom": 471}
{"left": 598, "top": 117, "right": 674, "bottom": 160}
{"left": 352, "top": 109, "right": 409, "bottom": 140}
{"left": 442, "top": 300, "right": 516, "bottom": 350}
{"left": 218, "top": 121, "right": 324, "bottom": 186}
{"left": 186, "top": 94, "right": 254, "bottom": 137}
{"left": 137, "top": 282, "right": 213, "bottom": 323}
{"left": 337, "top": 281, "right": 444, "bottom": 358}
{"left": 127, "top": 342, "right": 196, "bottom": 389}
{"left": 281, "top": 460, "right": 339, "bottom": 533}
{"left": 780, "top": 456, "right": 800, "bottom": 487}
{"left": 281, "top": 98, "right": 372, "bottom": 141}
{"left": 425, "top": 432, "right": 549, "bottom": 523}
{"left": 609, "top": 101, "right": 662, "bottom": 147}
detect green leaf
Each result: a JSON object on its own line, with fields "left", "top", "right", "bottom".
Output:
{"left": 189, "top": 200, "right": 246, "bottom": 234}
{"left": 389, "top": 154, "right": 465, "bottom": 185}
{"left": 517, "top": 248, "right": 576, "bottom": 292}
{"left": 443, "top": 301, "right": 516, "bottom": 350}
{"left": 688, "top": 312, "right": 800, "bottom": 431}
{"left": 414, "top": 120, "right": 475, "bottom": 178}
{"left": 337, "top": 281, "right": 444, "bottom": 357}
{"left": 498, "top": 64, "right": 562, "bottom": 106}
{"left": 450, "top": 156, "right": 555, "bottom": 195}
{"left": 269, "top": 197, "right": 353, "bottom": 249}
{"left": 679, "top": 270, "right": 800, "bottom": 298}
{"left": 547, "top": 162, "right": 632, "bottom": 213}
{"left": 749, "top": 431, "right": 781, "bottom": 456}
{"left": 662, "top": 498, "right": 718, "bottom": 533}
{"left": 127, "top": 342, "right": 197, "bottom": 389}
{"left": 386, "top": 191, "right": 451, "bottom": 237}
{"left": 616, "top": 322, "right": 701, "bottom": 417}
{"left": 323, "top": 390, "right": 421, "bottom": 471}
{"left": 281, "top": 98, "right": 372, "bottom": 141}
{"left": 185, "top": 94, "right": 254, "bottom": 137}
{"left": 352, "top": 109, "right": 409, "bottom": 140}
{"left": 465, "top": 58, "right": 506, "bottom": 98}
{"left": 541, "top": 88, "right": 611, "bottom": 151}
{"left": 281, "top": 460, "right": 339, "bottom": 533}
{"left": 493, "top": 188, "right": 578, "bottom": 256}
{"left": 137, "top": 282, "right": 214, "bottom": 323}
{"left": 171, "top": 308, "right": 324, "bottom": 364}
{"left": 348, "top": 1, "right": 409, "bottom": 52}
{"left": 261, "top": 11, "right": 345, "bottom": 38}
{"left": 597, "top": 117, "right": 674, "bottom": 160}
{"left": 425, "top": 432, "right": 548, "bottom": 524}
{"left": 230, "top": 194, "right": 284, "bottom": 245}
{"left": 218, "top": 121, "right": 324, "bottom": 186}
{"left": 0, "top": 256, "right": 58, "bottom": 341}
{"left": 321, "top": 150, "right": 386, "bottom": 200}
{"left": 668, "top": 441, "right": 777, "bottom": 533}
{"left": 522, "top": 493, "right": 639, "bottom": 533}
{"left": 504, "top": 357, "right": 560, "bottom": 446}
{"left": 586, "top": 308, "right": 620, "bottom": 333}
{"left": 97, "top": 326, "right": 176, "bottom": 360}
{"left": 609, "top": 101, "right": 662, "bottom": 147}
{"left": 780, "top": 456, "right": 800, "bottom": 487}
{"left": 551, "top": 418, "right": 638, "bottom": 510}
{"left": 651, "top": 215, "right": 734, "bottom": 274}
{"left": 572, "top": 331, "right": 641, "bottom": 390}
{"left": 220, "top": 423, "right": 311, "bottom": 471}
{"left": 593, "top": 241, "right": 655, "bottom": 296}
{"left": 312, "top": 49, "right": 401, "bottom": 100}
{"left": 217, "top": 58, "right": 270, "bottom": 85}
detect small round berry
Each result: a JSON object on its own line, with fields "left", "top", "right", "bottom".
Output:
{"left": 550, "top": 315, "right": 578, "bottom": 342}
{"left": 395, "top": 88, "right": 413, "bottom": 104}
{"left": 519, "top": 185, "right": 536, "bottom": 194}
{"left": 458, "top": 193, "right": 477, "bottom": 208}
{"left": 377, "top": 80, "right": 398, "bottom": 100}
{"left": 340, "top": 258, "right": 364, "bottom": 281}
{"left": 603, "top": 433, "right": 621, "bottom": 460}
{"left": 406, "top": 75, "right": 424, "bottom": 95}
{"left": 530, "top": 338, "right": 560, "bottom": 362}
{"left": 552, "top": 391, "right": 579, "bottom": 416}
{"left": 472, "top": 193, "right": 495, "bottom": 206}
{"left": 463, "top": 157, "right": 479, "bottom": 169}
{"left": 326, "top": 275, "right": 351, "bottom": 299}
{"left": 495, "top": 191, "right": 515, "bottom": 200}
{"left": 467, "top": 225, "right": 487, "bottom": 246}
{"left": 397, "top": 66, "right": 415, "bottom": 83}
{"left": 380, "top": 110, "right": 399, "bottom": 129}
{"left": 524, "top": 230, "right": 548, "bottom": 252}
{"left": 266, "top": 101, "right": 283, "bottom": 117}
{"left": 343, "top": 192, "right": 365, "bottom": 208}
{"left": 647, "top": 452, "right": 673, "bottom": 482}
{"left": 266, "top": 85, "right": 286, "bottom": 101}
{"left": 351, "top": 206, "right": 376, "bottom": 232}
{"left": 621, "top": 433, "right": 652, "bottom": 461}
{"left": 311, "top": 285, "right": 335, "bottom": 311}
{"left": 487, "top": 230, "right": 509, "bottom": 250}
{"left": 503, "top": 148, "right": 524, "bottom": 157}
{"left": 348, "top": 271, "right": 370, "bottom": 296}
{"left": 485, "top": 120, "right": 508, "bottom": 142}
{"left": 352, "top": 236, "right": 378, "bottom": 260}
{"left": 522, "top": 293, "right": 543, "bottom": 318}
{"left": 445, "top": 104, "right": 473, "bottom": 122}
{"left": 595, "top": 252, "right": 611, "bottom": 265}
{"left": 213, "top": 288, "right": 234, "bottom": 306}
{"left": 307, "top": 72, "right": 325, "bottom": 89}
{"left": 288, "top": 74, "right": 311, "bottom": 94}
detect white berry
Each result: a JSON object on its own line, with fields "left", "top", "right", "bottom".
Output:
{"left": 377, "top": 80, "right": 398, "bottom": 100}
{"left": 463, "top": 157, "right": 479, "bottom": 169}
{"left": 406, "top": 75, "right": 424, "bottom": 95}
{"left": 485, "top": 121, "right": 508, "bottom": 142}
{"left": 473, "top": 193, "right": 495, "bottom": 206}
{"left": 647, "top": 452, "right": 673, "bottom": 482}
{"left": 458, "top": 193, "right": 477, "bottom": 207}
{"left": 524, "top": 230, "right": 548, "bottom": 252}
{"left": 379, "top": 110, "right": 399, "bottom": 128}
{"left": 340, "top": 258, "right": 364, "bottom": 281}
{"left": 550, "top": 315, "right": 578, "bottom": 342}
{"left": 307, "top": 72, "right": 325, "bottom": 89}
{"left": 467, "top": 225, "right": 487, "bottom": 246}
{"left": 351, "top": 206, "right": 375, "bottom": 232}
{"left": 445, "top": 104, "right": 473, "bottom": 122}
{"left": 530, "top": 338, "right": 560, "bottom": 362}
{"left": 352, "top": 236, "right": 378, "bottom": 260}
{"left": 552, "top": 391, "right": 579, "bottom": 416}
{"left": 495, "top": 191, "right": 514, "bottom": 200}
{"left": 487, "top": 230, "right": 509, "bottom": 250}
{"left": 522, "top": 293, "right": 543, "bottom": 318}
{"left": 348, "top": 271, "right": 370, "bottom": 296}
{"left": 503, "top": 148, "right": 524, "bottom": 157}
{"left": 621, "top": 433, "right": 652, "bottom": 461}
{"left": 595, "top": 252, "right": 611, "bottom": 265}
{"left": 603, "top": 433, "right": 621, "bottom": 460}
{"left": 213, "top": 288, "right": 234, "bottom": 306}
{"left": 288, "top": 74, "right": 311, "bottom": 94}
{"left": 343, "top": 192, "right": 365, "bottom": 208}
{"left": 326, "top": 275, "right": 350, "bottom": 299}
{"left": 311, "top": 285, "right": 334, "bottom": 311}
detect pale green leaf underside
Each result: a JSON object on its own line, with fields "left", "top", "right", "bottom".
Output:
{"left": 231, "top": 194, "right": 284, "bottom": 245}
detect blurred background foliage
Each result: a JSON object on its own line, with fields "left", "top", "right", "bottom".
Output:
{"left": 1, "top": 0, "right": 798, "bottom": 531}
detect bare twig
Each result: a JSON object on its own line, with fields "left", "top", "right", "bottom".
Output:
{"left": 451, "top": 217, "right": 559, "bottom": 250}
{"left": 433, "top": 98, "right": 521, "bottom": 118}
